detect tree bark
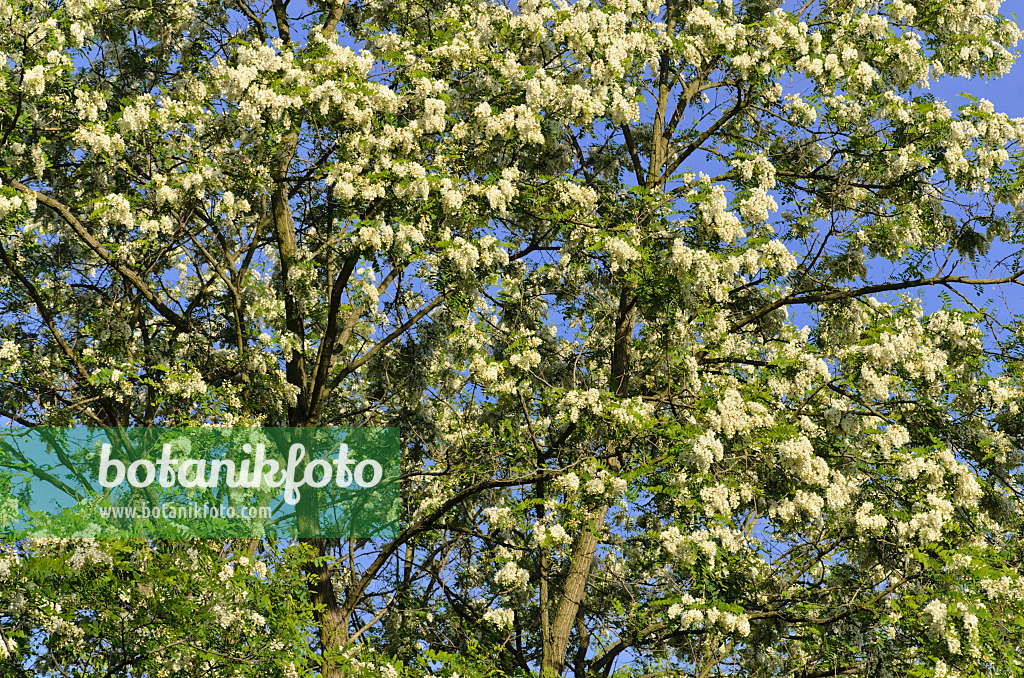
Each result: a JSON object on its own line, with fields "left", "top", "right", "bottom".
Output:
{"left": 542, "top": 285, "right": 634, "bottom": 675}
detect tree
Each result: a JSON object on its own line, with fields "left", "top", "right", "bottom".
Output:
{"left": 1, "top": 0, "right": 1024, "bottom": 675}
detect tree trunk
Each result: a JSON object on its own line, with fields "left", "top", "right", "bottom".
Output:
{"left": 542, "top": 285, "right": 634, "bottom": 675}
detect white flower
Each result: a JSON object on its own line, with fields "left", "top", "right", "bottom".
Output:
{"left": 824, "top": 473, "right": 854, "bottom": 510}
{"left": 553, "top": 472, "right": 580, "bottom": 495}
{"left": 738, "top": 188, "right": 778, "bottom": 222}
{"left": 0, "top": 341, "right": 19, "bottom": 361}
{"left": 923, "top": 599, "right": 947, "bottom": 639}
{"left": 604, "top": 474, "right": 627, "bottom": 499}
{"left": 584, "top": 476, "right": 605, "bottom": 495}
{"left": 701, "top": 186, "right": 744, "bottom": 242}
{"left": 761, "top": 240, "right": 797, "bottom": 273}
{"left": 605, "top": 236, "right": 640, "bottom": 272}
{"left": 483, "top": 607, "right": 515, "bottom": 629}
{"left": 0, "top": 552, "right": 17, "bottom": 579}
{"left": 422, "top": 97, "right": 446, "bottom": 133}
{"left": 509, "top": 349, "right": 541, "bottom": 370}
{"left": 689, "top": 431, "right": 724, "bottom": 473}
{"left": 95, "top": 193, "right": 134, "bottom": 228}
{"left": 531, "top": 521, "right": 548, "bottom": 545}
{"left": 852, "top": 61, "right": 877, "bottom": 88}
{"left": 700, "top": 484, "right": 733, "bottom": 517}
{"left": 118, "top": 101, "right": 151, "bottom": 134}
{"left": 219, "top": 563, "right": 235, "bottom": 581}
{"left": 777, "top": 435, "right": 829, "bottom": 486}
{"left": 22, "top": 65, "right": 46, "bottom": 95}
{"left": 69, "top": 542, "right": 114, "bottom": 569}
{"left": 660, "top": 526, "right": 686, "bottom": 556}
{"left": 853, "top": 502, "right": 888, "bottom": 535}
{"left": 494, "top": 561, "right": 530, "bottom": 590}
{"left": 885, "top": 424, "right": 910, "bottom": 449}
{"left": 450, "top": 237, "right": 480, "bottom": 274}
{"left": 547, "top": 524, "right": 571, "bottom": 545}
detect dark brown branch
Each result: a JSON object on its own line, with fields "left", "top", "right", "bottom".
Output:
{"left": 0, "top": 175, "right": 194, "bottom": 335}
{"left": 272, "top": 0, "right": 291, "bottom": 43}
{"left": 729, "top": 270, "right": 1024, "bottom": 334}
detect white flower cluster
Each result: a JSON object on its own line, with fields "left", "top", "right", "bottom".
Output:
{"left": 556, "top": 180, "right": 598, "bottom": 213}
{"left": 704, "top": 607, "right": 751, "bottom": 637}
{"left": 0, "top": 340, "right": 19, "bottom": 368}
{"left": 494, "top": 561, "right": 530, "bottom": 590}
{"left": 981, "top": 575, "right": 1024, "bottom": 602}
{"left": 605, "top": 396, "right": 655, "bottom": 427}
{"left": 469, "top": 354, "right": 502, "bottom": 384}
{"left": 73, "top": 88, "right": 107, "bottom": 122}
{"left": 421, "top": 97, "right": 446, "bottom": 133}
{"left": 836, "top": 316, "right": 954, "bottom": 389}
{"left": 670, "top": 242, "right": 722, "bottom": 300}
{"left": 734, "top": 154, "right": 777, "bottom": 190}
{"left": 670, "top": 592, "right": 751, "bottom": 636}
{"left": 738, "top": 188, "right": 778, "bottom": 223}
{"left": 0, "top": 189, "right": 31, "bottom": 220}
{"left": 707, "top": 388, "right": 773, "bottom": 439}
{"left": 897, "top": 492, "right": 954, "bottom": 544}
{"left": 22, "top": 64, "right": 46, "bottom": 95}
{"left": 700, "top": 185, "right": 744, "bottom": 243}
{"left": 552, "top": 472, "right": 580, "bottom": 495}
{"left": 483, "top": 607, "right": 515, "bottom": 630}
{"left": 605, "top": 236, "right": 641, "bottom": 272}
{"left": 162, "top": 368, "right": 209, "bottom": 400}
{"left": 69, "top": 541, "right": 114, "bottom": 569}
{"left": 685, "top": 5, "right": 745, "bottom": 52}
{"left": 921, "top": 599, "right": 979, "bottom": 655}
{"left": 37, "top": 600, "right": 84, "bottom": 645}
{"left": 850, "top": 61, "right": 877, "bottom": 89}
{"left": 777, "top": 435, "right": 829, "bottom": 486}
{"left": 687, "top": 431, "right": 724, "bottom": 474}
{"left": 763, "top": 239, "right": 798, "bottom": 272}
{"left": 508, "top": 338, "right": 542, "bottom": 372}
{"left": 93, "top": 193, "right": 134, "bottom": 228}
{"left": 770, "top": 490, "right": 825, "bottom": 523}
{"left": 483, "top": 506, "right": 514, "bottom": 530}
{"left": 582, "top": 469, "right": 628, "bottom": 503}
{"left": 699, "top": 483, "right": 736, "bottom": 517}
{"left": 923, "top": 599, "right": 948, "bottom": 639}
{"left": 532, "top": 521, "right": 571, "bottom": 547}
{"left": 0, "top": 551, "right": 19, "bottom": 580}
{"left": 118, "top": 99, "right": 152, "bottom": 134}
{"left": 896, "top": 453, "right": 943, "bottom": 486}
{"left": 449, "top": 237, "right": 480, "bottom": 274}
{"left": 482, "top": 167, "right": 521, "bottom": 215}
{"left": 560, "top": 388, "right": 603, "bottom": 423}
{"left": 72, "top": 123, "right": 126, "bottom": 156}
{"left": 852, "top": 502, "right": 888, "bottom": 535}
{"left": 670, "top": 236, "right": 799, "bottom": 310}
{"left": 782, "top": 94, "right": 817, "bottom": 125}
{"left": 660, "top": 526, "right": 719, "bottom": 568}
